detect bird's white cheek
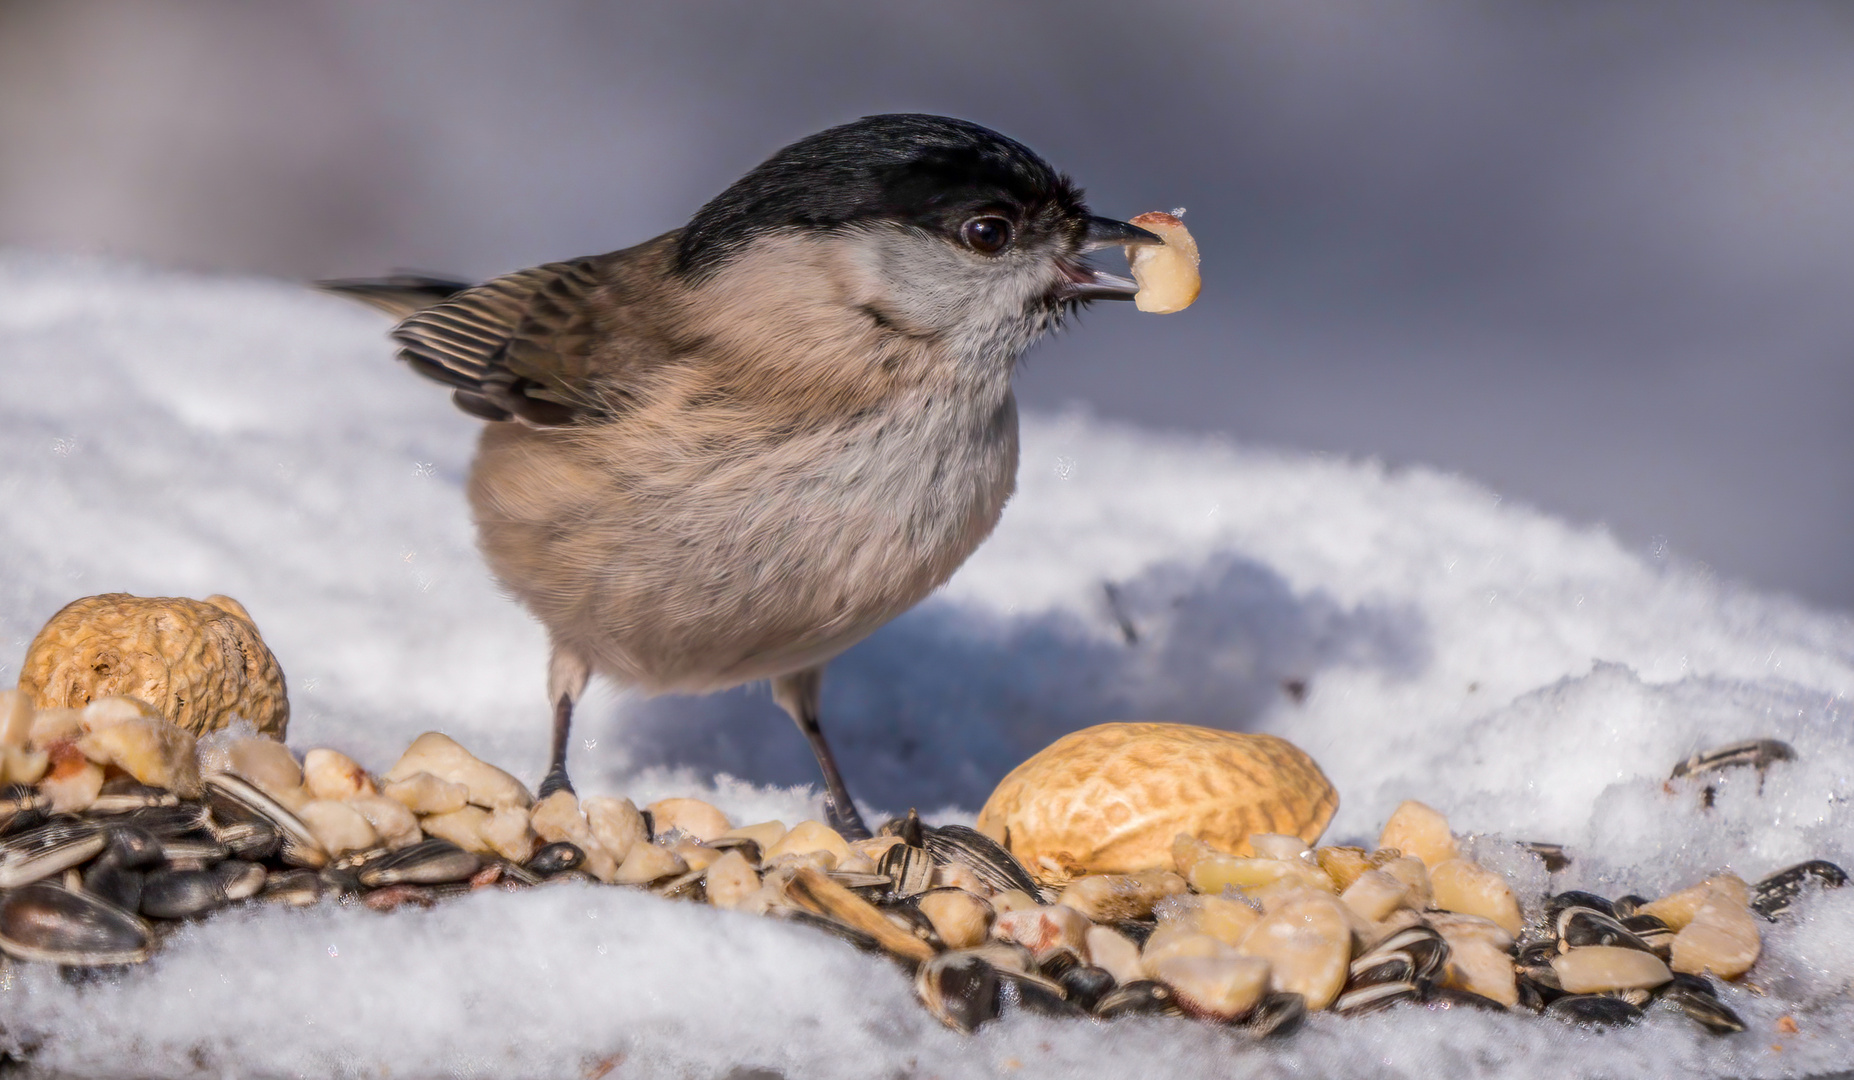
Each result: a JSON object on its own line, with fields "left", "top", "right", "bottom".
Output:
{"left": 846, "top": 232, "right": 1029, "bottom": 326}
{"left": 834, "top": 229, "right": 1066, "bottom": 381}
{"left": 888, "top": 259, "right": 1052, "bottom": 341}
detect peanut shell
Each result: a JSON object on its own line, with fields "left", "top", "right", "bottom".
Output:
{"left": 977, "top": 723, "right": 1337, "bottom": 876}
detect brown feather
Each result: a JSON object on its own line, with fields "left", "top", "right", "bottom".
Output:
{"left": 465, "top": 227, "right": 1022, "bottom": 694}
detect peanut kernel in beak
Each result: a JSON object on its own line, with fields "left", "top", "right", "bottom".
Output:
{"left": 1127, "top": 211, "right": 1201, "bottom": 314}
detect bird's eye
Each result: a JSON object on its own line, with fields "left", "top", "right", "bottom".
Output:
{"left": 960, "top": 216, "right": 1013, "bottom": 254}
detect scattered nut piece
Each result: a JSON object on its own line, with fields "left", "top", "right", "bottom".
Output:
{"left": 1642, "top": 875, "right": 1751, "bottom": 931}
{"left": 1553, "top": 946, "right": 1674, "bottom": 993}
{"left": 1426, "top": 910, "right": 1514, "bottom": 951}
{"left": 1249, "top": 834, "right": 1312, "bottom": 861}
{"left": 933, "top": 862, "right": 990, "bottom": 896}
{"left": 384, "top": 732, "right": 531, "bottom": 810}
{"left": 303, "top": 748, "right": 375, "bottom": 800}
{"left": 382, "top": 770, "right": 469, "bottom": 816}
{"left": 81, "top": 695, "right": 161, "bottom": 730}
{"left": 987, "top": 889, "right": 1041, "bottom": 916}
{"left": 992, "top": 905, "right": 1091, "bottom": 963}
{"left": 733, "top": 878, "right": 795, "bottom": 918}
{"left": 1429, "top": 858, "right": 1522, "bottom": 936}
{"left": 917, "top": 887, "right": 994, "bottom": 949}
{"left": 583, "top": 797, "right": 648, "bottom": 866}
{"left": 1249, "top": 876, "right": 1334, "bottom": 914}
{"left": 1375, "top": 856, "right": 1434, "bottom": 911}
{"left": 764, "top": 850, "right": 836, "bottom": 874}
{"left": 1237, "top": 892, "right": 1352, "bottom": 1010}
{"left": 720, "top": 820, "right": 788, "bottom": 852}
{"left": 1058, "top": 870, "right": 1189, "bottom": 923}
{"left": 1154, "top": 893, "right": 1261, "bottom": 948}
{"left": 1143, "top": 927, "right": 1242, "bottom": 976}
{"left": 2, "top": 746, "right": 49, "bottom": 786}
{"left": 298, "top": 799, "right": 380, "bottom": 857}
{"left": 613, "top": 840, "right": 687, "bottom": 885}
{"left": 345, "top": 794, "right": 422, "bottom": 849}
{"left": 1151, "top": 954, "right": 1271, "bottom": 1021}
{"left": 1172, "top": 834, "right": 1225, "bottom": 878}
{"left": 40, "top": 743, "right": 103, "bottom": 812}
{"left": 1671, "top": 886, "right": 1762, "bottom": 979}
{"left": 1378, "top": 800, "right": 1459, "bottom": 868}
{"left": 27, "top": 708, "right": 85, "bottom": 750}
{"left": 527, "top": 790, "right": 583, "bottom": 846}
{"left": 1189, "top": 855, "right": 1331, "bottom": 897}
{"left": 530, "top": 790, "right": 617, "bottom": 880}
{"left": 835, "top": 849, "right": 878, "bottom": 875}
{"left": 647, "top": 797, "right": 731, "bottom": 842}
{"left": 481, "top": 806, "right": 537, "bottom": 864}
{"left": 763, "top": 820, "right": 851, "bottom": 867}
{"left": 579, "top": 848, "right": 620, "bottom": 883}
{"left": 1431, "top": 913, "right": 1519, "bottom": 1006}
{"left": 704, "top": 849, "right": 760, "bottom": 909}
{"left": 1084, "top": 924, "right": 1147, "bottom": 986}
{"left": 220, "top": 738, "right": 305, "bottom": 805}
{"left": 1314, "top": 846, "right": 1374, "bottom": 892}
{"left": 1339, "top": 869, "right": 1411, "bottom": 923}
{"left": 850, "top": 835, "right": 904, "bottom": 861}
{"left": 76, "top": 716, "right": 201, "bottom": 797}
{"left": 419, "top": 805, "right": 495, "bottom": 854}
{"left": 0, "top": 689, "right": 31, "bottom": 746}
{"left": 673, "top": 841, "right": 722, "bottom": 873}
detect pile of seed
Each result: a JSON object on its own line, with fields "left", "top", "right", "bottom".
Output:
{"left": 0, "top": 692, "right": 1843, "bottom": 1042}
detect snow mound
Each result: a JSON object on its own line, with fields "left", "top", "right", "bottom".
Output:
{"left": 2, "top": 252, "right": 1852, "bottom": 1078}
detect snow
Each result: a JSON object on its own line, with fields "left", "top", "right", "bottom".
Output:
{"left": 3, "top": 251, "right": 1854, "bottom": 1078}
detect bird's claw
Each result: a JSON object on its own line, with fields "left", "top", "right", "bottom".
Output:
{"left": 826, "top": 796, "right": 872, "bottom": 841}
{"left": 537, "top": 764, "right": 576, "bottom": 800}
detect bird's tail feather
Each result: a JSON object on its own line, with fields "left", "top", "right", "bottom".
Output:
{"left": 315, "top": 274, "right": 476, "bottom": 320}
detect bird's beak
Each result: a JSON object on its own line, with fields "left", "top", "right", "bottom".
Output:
{"left": 1082, "top": 215, "right": 1164, "bottom": 252}
{"left": 1053, "top": 265, "right": 1140, "bottom": 302}
{"left": 1054, "top": 216, "right": 1165, "bottom": 302}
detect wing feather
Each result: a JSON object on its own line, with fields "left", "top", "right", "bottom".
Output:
{"left": 389, "top": 257, "right": 612, "bottom": 427}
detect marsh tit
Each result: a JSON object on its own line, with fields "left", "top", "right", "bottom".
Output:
{"left": 324, "top": 114, "right": 1161, "bottom": 837}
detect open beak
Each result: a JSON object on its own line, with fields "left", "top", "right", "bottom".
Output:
{"left": 1082, "top": 215, "right": 1164, "bottom": 252}
{"left": 1054, "top": 216, "right": 1165, "bottom": 302}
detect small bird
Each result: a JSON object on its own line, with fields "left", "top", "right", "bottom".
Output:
{"left": 323, "top": 114, "right": 1159, "bottom": 837}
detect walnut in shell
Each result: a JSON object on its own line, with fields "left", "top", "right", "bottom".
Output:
{"left": 18, "top": 593, "right": 288, "bottom": 738}
{"left": 977, "top": 722, "right": 1337, "bottom": 878}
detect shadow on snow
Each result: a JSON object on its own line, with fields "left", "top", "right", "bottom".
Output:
{"left": 601, "top": 550, "right": 1431, "bottom": 813}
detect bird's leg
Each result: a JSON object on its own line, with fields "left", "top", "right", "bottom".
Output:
{"left": 772, "top": 666, "right": 870, "bottom": 840}
{"left": 539, "top": 644, "right": 591, "bottom": 798}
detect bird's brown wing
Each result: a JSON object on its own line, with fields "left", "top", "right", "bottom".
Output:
{"left": 386, "top": 256, "right": 615, "bottom": 426}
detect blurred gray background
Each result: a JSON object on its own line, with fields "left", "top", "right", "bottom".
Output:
{"left": 3, "top": 0, "right": 1851, "bottom": 609}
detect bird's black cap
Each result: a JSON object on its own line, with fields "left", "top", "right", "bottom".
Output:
{"left": 674, "top": 114, "right": 1088, "bottom": 279}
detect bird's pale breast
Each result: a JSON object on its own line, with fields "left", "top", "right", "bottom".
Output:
{"left": 469, "top": 375, "right": 1019, "bottom": 693}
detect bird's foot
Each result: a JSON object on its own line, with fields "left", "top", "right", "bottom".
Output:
{"left": 537, "top": 763, "right": 576, "bottom": 799}
{"left": 825, "top": 794, "right": 871, "bottom": 841}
